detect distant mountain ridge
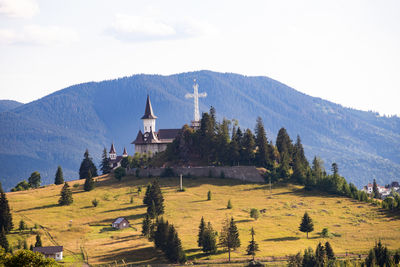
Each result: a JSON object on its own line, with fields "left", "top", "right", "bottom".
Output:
{"left": 0, "top": 100, "right": 23, "bottom": 113}
{"left": 0, "top": 70, "right": 399, "bottom": 190}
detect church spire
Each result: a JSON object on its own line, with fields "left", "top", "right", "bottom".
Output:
{"left": 141, "top": 95, "right": 157, "bottom": 119}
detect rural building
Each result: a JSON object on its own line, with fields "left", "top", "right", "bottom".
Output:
{"left": 33, "top": 246, "right": 63, "bottom": 261}
{"left": 132, "top": 95, "right": 180, "bottom": 155}
{"left": 108, "top": 143, "right": 128, "bottom": 170}
{"left": 112, "top": 217, "right": 130, "bottom": 229}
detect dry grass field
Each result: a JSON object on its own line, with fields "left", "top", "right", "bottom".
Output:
{"left": 6, "top": 174, "right": 400, "bottom": 266}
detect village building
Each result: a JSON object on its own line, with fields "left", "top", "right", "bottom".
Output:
{"left": 362, "top": 182, "right": 391, "bottom": 198}
{"left": 112, "top": 217, "right": 130, "bottom": 229}
{"left": 33, "top": 246, "right": 63, "bottom": 261}
{"left": 108, "top": 143, "right": 128, "bottom": 170}
{"left": 132, "top": 95, "right": 180, "bottom": 155}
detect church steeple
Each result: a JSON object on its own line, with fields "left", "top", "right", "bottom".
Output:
{"left": 141, "top": 95, "right": 157, "bottom": 119}
{"left": 141, "top": 95, "right": 157, "bottom": 133}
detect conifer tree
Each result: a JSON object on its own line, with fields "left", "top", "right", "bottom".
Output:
{"left": 143, "top": 180, "right": 164, "bottom": 216}
{"left": 202, "top": 222, "right": 217, "bottom": 254}
{"left": 0, "top": 227, "right": 9, "bottom": 252}
{"left": 23, "top": 239, "right": 28, "bottom": 250}
{"left": 255, "top": 117, "right": 272, "bottom": 169}
{"left": 302, "top": 247, "right": 316, "bottom": 266}
{"left": 143, "top": 184, "right": 152, "bottom": 205}
{"left": 19, "top": 219, "right": 27, "bottom": 231}
{"left": 154, "top": 217, "right": 169, "bottom": 251}
{"left": 83, "top": 170, "right": 95, "bottom": 191}
{"left": 141, "top": 214, "right": 152, "bottom": 238}
{"left": 299, "top": 212, "right": 314, "bottom": 239}
{"left": 147, "top": 200, "right": 157, "bottom": 219}
{"left": 28, "top": 171, "right": 41, "bottom": 188}
{"left": 54, "top": 166, "right": 64, "bottom": 185}
{"left": 207, "top": 190, "right": 212, "bottom": 201}
{"left": 59, "top": 182, "right": 73, "bottom": 205}
{"left": 276, "top": 128, "right": 293, "bottom": 161}
{"left": 34, "top": 234, "right": 42, "bottom": 247}
{"left": 246, "top": 227, "right": 259, "bottom": 261}
{"left": 166, "top": 224, "right": 186, "bottom": 263}
{"left": 315, "top": 242, "right": 326, "bottom": 266}
{"left": 0, "top": 182, "right": 13, "bottom": 233}
{"left": 219, "top": 217, "right": 240, "bottom": 262}
{"left": 79, "top": 149, "right": 98, "bottom": 179}
{"left": 100, "top": 148, "right": 111, "bottom": 175}
{"left": 325, "top": 241, "right": 335, "bottom": 261}
{"left": 242, "top": 129, "right": 256, "bottom": 165}
{"left": 197, "top": 217, "right": 205, "bottom": 247}
{"left": 373, "top": 179, "right": 381, "bottom": 199}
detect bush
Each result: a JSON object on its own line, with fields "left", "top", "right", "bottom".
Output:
{"left": 178, "top": 187, "right": 186, "bottom": 192}
{"left": 130, "top": 196, "right": 134, "bottom": 204}
{"left": 161, "top": 167, "right": 175, "bottom": 177}
{"left": 227, "top": 199, "right": 233, "bottom": 209}
{"left": 73, "top": 183, "right": 79, "bottom": 188}
{"left": 207, "top": 190, "right": 212, "bottom": 201}
{"left": 321, "top": 228, "right": 329, "bottom": 238}
{"left": 114, "top": 167, "right": 126, "bottom": 181}
{"left": 92, "top": 198, "right": 99, "bottom": 207}
{"left": 250, "top": 208, "right": 260, "bottom": 220}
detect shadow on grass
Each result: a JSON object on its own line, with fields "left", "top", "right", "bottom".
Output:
{"left": 186, "top": 249, "right": 226, "bottom": 261}
{"left": 17, "top": 203, "right": 59, "bottom": 212}
{"left": 236, "top": 219, "right": 253, "bottom": 223}
{"left": 191, "top": 199, "right": 209, "bottom": 203}
{"left": 102, "top": 205, "right": 146, "bottom": 213}
{"left": 94, "top": 246, "right": 167, "bottom": 265}
{"left": 264, "top": 236, "right": 300, "bottom": 242}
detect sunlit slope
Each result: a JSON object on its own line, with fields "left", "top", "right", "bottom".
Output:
{"left": 7, "top": 175, "right": 400, "bottom": 265}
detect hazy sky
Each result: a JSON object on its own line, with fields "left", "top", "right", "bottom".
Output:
{"left": 1, "top": 0, "right": 399, "bottom": 115}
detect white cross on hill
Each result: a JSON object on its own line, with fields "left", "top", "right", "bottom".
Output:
{"left": 185, "top": 79, "right": 207, "bottom": 122}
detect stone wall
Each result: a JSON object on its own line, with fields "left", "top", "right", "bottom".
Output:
{"left": 128, "top": 166, "right": 265, "bottom": 183}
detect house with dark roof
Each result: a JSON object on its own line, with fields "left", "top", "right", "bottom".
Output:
{"left": 33, "top": 246, "right": 63, "bottom": 261}
{"left": 108, "top": 143, "right": 128, "bottom": 170}
{"left": 132, "top": 95, "right": 180, "bottom": 155}
{"left": 112, "top": 217, "right": 130, "bottom": 229}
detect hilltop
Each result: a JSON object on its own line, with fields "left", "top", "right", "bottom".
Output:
{"left": 0, "top": 100, "right": 23, "bottom": 113}
{"left": 6, "top": 174, "right": 400, "bottom": 265}
{"left": 1, "top": 70, "right": 400, "bottom": 189}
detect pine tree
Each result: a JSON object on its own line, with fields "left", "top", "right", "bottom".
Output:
{"left": 143, "top": 184, "right": 152, "bottom": 205}
{"left": 165, "top": 224, "right": 186, "bottom": 263}
{"left": 34, "top": 234, "right": 42, "bottom": 247}
{"left": 242, "top": 129, "right": 256, "bottom": 165}
{"left": 197, "top": 217, "right": 205, "bottom": 247}
{"left": 0, "top": 227, "right": 9, "bottom": 252}
{"left": 255, "top": 117, "right": 272, "bottom": 169}
{"left": 58, "top": 182, "right": 73, "bottom": 205}
{"left": 207, "top": 190, "right": 212, "bottom": 201}
{"left": 141, "top": 214, "right": 152, "bottom": 238}
{"left": 79, "top": 149, "right": 98, "bottom": 179}
{"left": 28, "top": 171, "right": 41, "bottom": 188}
{"left": 143, "top": 180, "right": 164, "bottom": 217}
{"left": 0, "top": 182, "right": 13, "bottom": 233}
{"left": 325, "top": 241, "right": 335, "bottom": 261}
{"left": 23, "top": 239, "right": 28, "bottom": 250}
{"left": 219, "top": 217, "right": 240, "bottom": 262}
{"left": 154, "top": 217, "right": 169, "bottom": 251}
{"left": 292, "top": 153, "right": 306, "bottom": 184}
{"left": 246, "top": 227, "right": 259, "bottom": 261}
{"left": 54, "top": 166, "right": 64, "bottom": 185}
{"left": 299, "top": 212, "right": 314, "bottom": 239}
{"left": 100, "top": 148, "right": 111, "bottom": 175}
{"left": 315, "top": 242, "right": 326, "bottom": 266}
{"left": 147, "top": 200, "right": 157, "bottom": 219}
{"left": 227, "top": 199, "right": 233, "bottom": 209}
{"left": 302, "top": 247, "right": 316, "bottom": 267}
{"left": 19, "top": 219, "right": 27, "bottom": 231}
{"left": 83, "top": 170, "right": 95, "bottom": 191}
{"left": 276, "top": 128, "right": 293, "bottom": 163}
{"left": 373, "top": 179, "right": 381, "bottom": 199}
{"left": 201, "top": 222, "right": 217, "bottom": 254}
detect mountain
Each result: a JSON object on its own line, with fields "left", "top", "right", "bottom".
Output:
{"left": 0, "top": 100, "right": 23, "bottom": 113}
{"left": 0, "top": 70, "right": 399, "bottom": 190}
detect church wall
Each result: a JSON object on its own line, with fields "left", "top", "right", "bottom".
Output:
{"left": 128, "top": 166, "right": 264, "bottom": 183}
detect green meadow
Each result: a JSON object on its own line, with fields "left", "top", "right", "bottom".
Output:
{"left": 6, "top": 174, "right": 400, "bottom": 266}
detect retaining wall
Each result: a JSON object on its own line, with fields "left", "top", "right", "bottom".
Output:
{"left": 128, "top": 166, "right": 265, "bottom": 183}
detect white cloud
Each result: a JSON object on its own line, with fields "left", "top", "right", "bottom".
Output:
{"left": 0, "top": 0, "right": 39, "bottom": 19}
{"left": 0, "top": 25, "right": 79, "bottom": 45}
{"left": 109, "top": 13, "right": 217, "bottom": 42}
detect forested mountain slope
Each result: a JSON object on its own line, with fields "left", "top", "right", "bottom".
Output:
{"left": 0, "top": 70, "right": 399, "bottom": 190}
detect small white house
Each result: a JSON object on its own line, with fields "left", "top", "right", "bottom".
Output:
{"left": 112, "top": 217, "right": 130, "bottom": 229}
{"left": 33, "top": 246, "right": 63, "bottom": 261}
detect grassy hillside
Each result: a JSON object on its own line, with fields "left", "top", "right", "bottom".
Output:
{"left": 6, "top": 175, "right": 400, "bottom": 266}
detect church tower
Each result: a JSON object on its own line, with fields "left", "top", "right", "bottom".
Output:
{"left": 109, "top": 143, "right": 117, "bottom": 160}
{"left": 141, "top": 95, "right": 157, "bottom": 133}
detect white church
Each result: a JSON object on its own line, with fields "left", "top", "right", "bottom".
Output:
{"left": 109, "top": 80, "right": 207, "bottom": 159}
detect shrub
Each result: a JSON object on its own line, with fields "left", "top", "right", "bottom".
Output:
{"left": 207, "top": 190, "right": 212, "bottom": 201}
{"left": 227, "top": 199, "right": 233, "bottom": 209}
{"left": 130, "top": 196, "right": 134, "bottom": 204}
{"left": 73, "top": 183, "right": 79, "bottom": 188}
{"left": 250, "top": 208, "right": 260, "bottom": 220}
{"left": 92, "top": 198, "right": 99, "bottom": 207}
{"left": 321, "top": 228, "right": 329, "bottom": 237}
{"left": 114, "top": 167, "right": 126, "bottom": 181}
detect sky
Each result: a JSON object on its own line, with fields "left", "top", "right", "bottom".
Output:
{"left": 0, "top": 0, "right": 399, "bottom": 116}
